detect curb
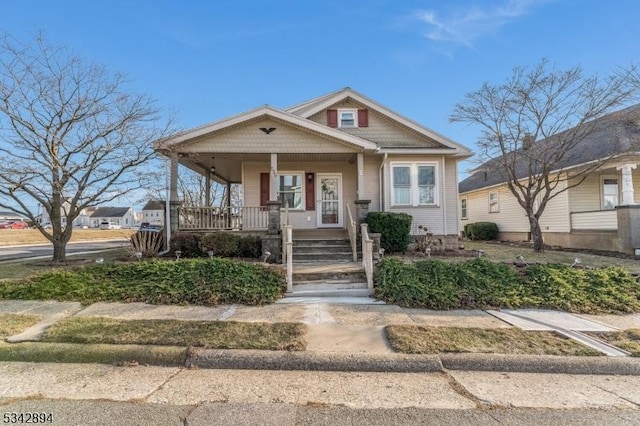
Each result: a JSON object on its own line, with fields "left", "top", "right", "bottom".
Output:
{"left": 187, "top": 349, "right": 444, "bottom": 372}
{"left": 2, "top": 341, "right": 639, "bottom": 375}
{"left": 439, "top": 353, "right": 640, "bottom": 375}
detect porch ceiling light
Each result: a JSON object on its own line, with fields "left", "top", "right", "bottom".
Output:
{"left": 210, "top": 157, "right": 215, "bottom": 174}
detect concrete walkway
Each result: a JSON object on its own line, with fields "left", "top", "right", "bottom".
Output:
{"left": 1, "top": 300, "right": 638, "bottom": 358}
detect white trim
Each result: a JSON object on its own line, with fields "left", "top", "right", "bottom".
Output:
{"left": 316, "top": 173, "right": 343, "bottom": 228}
{"left": 390, "top": 162, "right": 439, "bottom": 207}
{"left": 338, "top": 108, "right": 358, "bottom": 128}
{"left": 600, "top": 175, "right": 620, "bottom": 210}
{"left": 277, "top": 171, "right": 305, "bottom": 211}
{"left": 488, "top": 191, "right": 500, "bottom": 213}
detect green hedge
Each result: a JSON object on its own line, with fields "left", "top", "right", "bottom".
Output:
{"left": 374, "top": 258, "right": 640, "bottom": 314}
{"left": 366, "top": 212, "right": 413, "bottom": 253}
{"left": 0, "top": 258, "right": 285, "bottom": 306}
{"left": 169, "top": 232, "right": 202, "bottom": 258}
{"left": 464, "top": 222, "right": 499, "bottom": 240}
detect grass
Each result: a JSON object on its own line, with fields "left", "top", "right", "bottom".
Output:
{"left": 0, "top": 314, "right": 41, "bottom": 337}
{"left": 587, "top": 329, "right": 640, "bottom": 357}
{"left": 41, "top": 317, "right": 307, "bottom": 351}
{"left": 462, "top": 241, "right": 640, "bottom": 273}
{"left": 0, "top": 229, "right": 134, "bottom": 246}
{"left": 0, "top": 341, "right": 187, "bottom": 365}
{"left": 386, "top": 325, "right": 602, "bottom": 356}
{"left": 0, "top": 248, "right": 130, "bottom": 281}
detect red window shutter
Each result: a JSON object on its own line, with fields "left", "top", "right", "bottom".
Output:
{"left": 358, "top": 109, "right": 369, "bottom": 127}
{"left": 305, "top": 173, "right": 315, "bottom": 211}
{"left": 260, "top": 173, "right": 269, "bottom": 206}
{"left": 327, "top": 109, "right": 338, "bottom": 128}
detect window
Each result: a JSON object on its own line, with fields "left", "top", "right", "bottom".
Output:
{"left": 489, "top": 191, "right": 499, "bottom": 213}
{"left": 461, "top": 198, "right": 468, "bottom": 219}
{"left": 391, "top": 163, "right": 437, "bottom": 206}
{"left": 602, "top": 178, "right": 619, "bottom": 209}
{"left": 338, "top": 109, "right": 357, "bottom": 128}
{"left": 278, "top": 173, "right": 304, "bottom": 209}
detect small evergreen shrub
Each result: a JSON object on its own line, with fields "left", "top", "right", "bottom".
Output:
{"left": 0, "top": 258, "right": 286, "bottom": 306}
{"left": 366, "top": 212, "right": 413, "bottom": 253}
{"left": 464, "top": 222, "right": 499, "bottom": 240}
{"left": 169, "top": 232, "right": 202, "bottom": 258}
{"left": 374, "top": 258, "right": 640, "bottom": 314}
{"left": 200, "top": 233, "right": 241, "bottom": 257}
{"left": 238, "top": 235, "right": 262, "bottom": 259}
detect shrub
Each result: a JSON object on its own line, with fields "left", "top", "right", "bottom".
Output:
{"left": 366, "top": 212, "right": 413, "bottom": 253}
{"left": 200, "top": 233, "right": 241, "bottom": 257}
{"left": 464, "top": 222, "right": 499, "bottom": 240}
{"left": 238, "top": 235, "right": 262, "bottom": 259}
{"left": 0, "top": 258, "right": 286, "bottom": 306}
{"left": 374, "top": 258, "right": 640, "bottom": 314}
{"left": 169, "top": 232, "right": 202, "bottom": 258}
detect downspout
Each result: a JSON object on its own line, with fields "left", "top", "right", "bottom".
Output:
{"left": 378, "top": 153, "right": 388, "bottom": 211}
{"left": 160, "top": 156, "right": 171, "bottom": 255}
{"left": 442, "top": 156, "right": 447, "bottom": 235}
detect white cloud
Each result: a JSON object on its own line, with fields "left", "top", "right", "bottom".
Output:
{"left": 415, "top": 0, "right": 549, "bottom": 47}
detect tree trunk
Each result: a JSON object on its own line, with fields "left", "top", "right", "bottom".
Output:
{"left": 52, "top": 238, "right": 67, "bottom": 263}
{"left": 528, "top": 215, "right": 544, "bottom": 252}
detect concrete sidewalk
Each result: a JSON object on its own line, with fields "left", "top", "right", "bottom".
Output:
{"left": 1, "top": 300, "right": 639, "bottom": 374}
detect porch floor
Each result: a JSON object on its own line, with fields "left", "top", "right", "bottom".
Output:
{"left": 292, "top": 229, "right": 348, "bottom": 240}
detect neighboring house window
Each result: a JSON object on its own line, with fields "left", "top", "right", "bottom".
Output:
{"left": 489, "top": 191, "right": 499, "bottom": 213}
{"left": 602, "top": 178, "right": 619, "bottom": 209}
{"left": 338, "top": 109, "right": 357, "bottom": 128}
{"left": 278, "top": 173, "right": 304, "bottom": 209}
{"left": 391, "top": 163, "right": 437, "bottom": 206}
{"left": 461, "top": 198, "right": 468, "bottom": 219}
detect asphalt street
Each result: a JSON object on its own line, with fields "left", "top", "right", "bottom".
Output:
{"left": 0, "top": 240, "right": 129, "bottom": 261}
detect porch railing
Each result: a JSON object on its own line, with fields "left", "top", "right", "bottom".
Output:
{"left": 570, "top": 210, "right": 618, "bottom": 231}
{"left": 282, "top": 202, "right": 290, "bottom": 265}
{"left": 360, "top": 223, "right": 374, "bottom": 295}
{"left": 345, "top": 203, "right": 358, "bottom": 262}
{"left": 178, "top": 206, "right": 268, "bottom": 230}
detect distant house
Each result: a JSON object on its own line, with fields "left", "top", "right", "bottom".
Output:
{"left": 36, "top": 203, "right": 96, "bottom": 228}
{"left": 90, "top": 207, "right": 135, "bottom": 228}
{"left": 141, "top": 200, "right": 165, "bottom": 225}
{"left": 0, "top": 211, "right": 25, "bottom": 221}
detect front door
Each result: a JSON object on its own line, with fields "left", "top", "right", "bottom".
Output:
{"left": 317, "top": 174, "right": 343, "bottom": 228}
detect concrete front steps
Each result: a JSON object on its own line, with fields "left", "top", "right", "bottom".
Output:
{"left": 292, "top": 238, "right": 359, "bottom": 264}
{"left": 283, "top": 262, "right": 377, "bottom": 300}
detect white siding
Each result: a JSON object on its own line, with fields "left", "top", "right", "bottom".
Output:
{"left": 571, "top": 210, "right": 618, "bottom": 230}
{"left": 461, "top": 179, "right": 570, "bottom": 234}
{"left": 362, "top": 155, "right": 381, "bottom": 211}
{"left": 382, "top": 154, "right": 456, "bottom": 235}
{"left": 568, "top": 174, "right": 602, "bottom": 212}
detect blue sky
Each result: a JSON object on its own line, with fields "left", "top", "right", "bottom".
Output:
{"left": 2, "top": 0, "right": 639, "bottom": 207}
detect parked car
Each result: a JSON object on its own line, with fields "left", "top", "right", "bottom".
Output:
{"left": 10, "top": 221, "right": 29, "bottom": 229}
{"left": 0, "top": 222, "right": 11, "bottom": 229}
{"left": 99, "top": 221, "right": 121, "bottom": 230}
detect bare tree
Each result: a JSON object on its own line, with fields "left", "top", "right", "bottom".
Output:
{"left": 0, "top": 33, "right": 172, "bottom": 262}
{"left": 452, "top": 59, "right": 638, "bottom": 252}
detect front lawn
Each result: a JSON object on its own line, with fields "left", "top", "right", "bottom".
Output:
{"left": 0, "top": 314, "right": 41, "bottom": 337}
{"left": 587, "top": 329, "right": 640, "bottom": 357}
{"left": 386, "top": 325, "right": 601, "bottom": 356}
{"left": 0, "top": 258, "right": 285, "bottom": 306}
{"left": 41, "top": 317, "right": 306, "bottom": 351}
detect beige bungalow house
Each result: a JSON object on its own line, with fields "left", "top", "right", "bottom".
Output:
{"left": 155, "top": 88, "right": 471, "bottom": 266}
{"left": 459, "top": 104, "right": 640, "bottom": 255}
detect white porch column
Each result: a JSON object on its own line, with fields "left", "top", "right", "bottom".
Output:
{"left": 205, "top": 173, "right": 211, "bottom": 207}
{"left": 616, "top": 163, "right": 637, "bottom": 205}
{"left": 270, "top": 153, "right": 278, "bottom": 201}
{"left": 169, "top": 153, "right": 179, "bottom": 203}
{"left": 357, "top": 152, "right": 364, "bottom": 199}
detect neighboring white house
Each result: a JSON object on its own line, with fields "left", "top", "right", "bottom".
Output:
{"left": 459, "top": 104, "right": 640, "bottom": 254}
{"left": 36, "top": 204, "right": 96, "bottom": 227}
{"left": 154, "top": 87, "right": 472, "bottom": 247}
{"left": 89, "top": 207, "right": 135, "bottom": 228}
{"left": 141, "top": 200, "right": 165, "bottom": 225}
{"left": 0, "top": 211, "right": 25, "bottom": 221}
